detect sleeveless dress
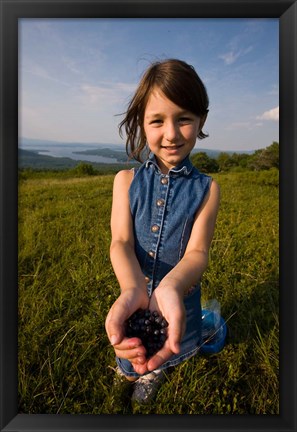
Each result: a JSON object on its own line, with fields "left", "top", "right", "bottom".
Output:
{"left": 116, "top": 153, "right": 212, "bottom": 377}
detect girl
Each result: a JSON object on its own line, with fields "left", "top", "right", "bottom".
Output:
{"left": 105, "top": 59, "right": 220, "bottom": 404}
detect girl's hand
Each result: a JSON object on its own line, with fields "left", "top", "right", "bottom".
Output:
{"left": 105, "top": 288, "right": 150, "bottom": 374}
{"left": 146, "top": 284, "right": 186, "bottom": 371}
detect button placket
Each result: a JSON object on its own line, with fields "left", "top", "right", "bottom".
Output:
{"left": 153, "top": 173, "right": 173, "bottom": 281}
{"left": 147, "top": 177, "right": 168, "bottom": 283}
{"left": 150, "top": 175, "right": 168, "bottom": 239}
{"left": 146, "top": 174, "right": 169, "bottom": 289}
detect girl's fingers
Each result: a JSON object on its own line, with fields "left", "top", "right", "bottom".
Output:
{"left": 113, "top": 336, "right": 142, "bottom": 351}
{"left": 116, "top": 351, "right": 146, "bottom": 364}
{"left": 131, "top": 361, "right": 149, "bottom": 375}
{"left": 147, "top": 344, "right": 173, "bottom": 371}
{"left": 114, "top": 346, "right": 146, "bottom": 362}
{"left": 113, "top": 336, "right": 147, "bottom": 361}
{"left": 105, "top": 300, "right": 130, "bottom": 346}
{"left": 167, "top": 314, "right": 185, "bottom": 354}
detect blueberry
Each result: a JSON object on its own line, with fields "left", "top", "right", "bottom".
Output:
{"left": 125, "top": 308, "right": 168, "bottom": 359}
{"left": 154, "top": 316, "right": 162, "bottom": 325}
{"left": 161, "top": 318, "right": 168, "bottom": 328}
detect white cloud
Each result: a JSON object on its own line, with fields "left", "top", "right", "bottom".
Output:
{"left": 22, "top": 63, "right": 72, "bottom": 88}
{"left": 219, "top": 46, "right": 253, "bottom": 65}
{"left": 257, "top": 106, "right": 279, "bottom": 121}
{"left": 80, "top": 81, "right": 136, "bottom": 104}
{"left": 219, "top": 51, "right": 238, "bottom": 65}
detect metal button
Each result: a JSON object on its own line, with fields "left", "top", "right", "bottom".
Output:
{"left": 151, "top": 225, "right": 160, "bottom": 233}
{"left": 148, "top": 250, "right": 155, "bottom": 258}
{"left": 161, "top": 177, "right": 168, "bottom": 185}
{"left": 156, "top": 199, "right": 165, "bottom": 207}
{"left": 145, "top": 276, "right": 150, "bottom": 283}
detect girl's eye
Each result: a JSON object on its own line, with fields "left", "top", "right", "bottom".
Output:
{"left": 150, "top": 119, "right": 162, "bottom": 124}
{"left": 179, "top": 117, "right": 192, "bottom": 123}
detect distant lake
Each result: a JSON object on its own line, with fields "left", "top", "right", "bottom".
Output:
{"left": 20, "top": 143, "right": 125, "bottom": 164}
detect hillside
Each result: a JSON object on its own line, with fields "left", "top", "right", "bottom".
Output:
{"left": 18, "top": 148, "right": 138, "bottom": 171}
{"left": 18, "top": 148, "right": 79, "bottom": 169}
{"left": 18, "top": 170, "right": 279, "bottom": 414}
{"left": 19, "top": 137, "right": 255, "bottom": 170}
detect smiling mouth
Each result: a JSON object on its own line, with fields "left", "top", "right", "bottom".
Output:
{"left": 162, "top": 144, "right": 183, "bottom": 150}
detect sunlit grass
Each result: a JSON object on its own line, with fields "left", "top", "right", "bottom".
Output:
{"left": 18, "top": 169, "right": 279, "bottom": 414}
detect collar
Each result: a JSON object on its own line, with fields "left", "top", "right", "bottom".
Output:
{"left": 145, "top": 153, "right": 194, "bottom": 176}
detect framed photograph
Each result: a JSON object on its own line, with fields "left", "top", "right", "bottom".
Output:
{"left": 1, "top": 0, "right": 296, "bottom": 431}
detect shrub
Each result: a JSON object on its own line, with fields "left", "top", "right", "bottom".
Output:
{"left": 72, "top": 162, "right": 96, "bottom": 176}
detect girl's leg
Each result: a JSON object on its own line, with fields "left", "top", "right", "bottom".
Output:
{"left": 125, "top": 375, "right": 138, "bottom": 382}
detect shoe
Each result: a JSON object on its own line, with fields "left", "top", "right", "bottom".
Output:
{"left": 131, "top": 369, "right": 166, "bottom": 404}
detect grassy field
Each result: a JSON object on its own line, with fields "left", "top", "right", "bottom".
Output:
{"left": 18, "top": 168, "right": 279, "bottom": 414}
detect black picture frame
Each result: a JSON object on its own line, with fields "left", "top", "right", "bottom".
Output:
{"left": 1, "top": 0, "right": 296, "bottom": 431}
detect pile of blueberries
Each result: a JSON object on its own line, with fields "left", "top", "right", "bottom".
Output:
{"left": 125, "top": 309, "right": 168, "bottom": 359}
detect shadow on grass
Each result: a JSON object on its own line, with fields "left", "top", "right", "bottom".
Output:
{"left": 222, "top": 273, "right": 279, "bottom": 346}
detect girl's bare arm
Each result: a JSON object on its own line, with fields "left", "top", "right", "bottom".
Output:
{"left": 109, "top": 170, "right": 148, "bottom": 295}
{"left": 105, "top": 170, "right": 149, "bottom": 374}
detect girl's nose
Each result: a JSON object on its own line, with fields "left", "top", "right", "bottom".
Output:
{"left": 164, "top": 121, "right": 179, "bottom": 142}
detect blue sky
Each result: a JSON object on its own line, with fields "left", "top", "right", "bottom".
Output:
{"left": 19, "top": 18, "right": 279, "bottom": 151}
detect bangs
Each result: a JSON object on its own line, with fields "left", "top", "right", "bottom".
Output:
{"left": 151, "top": 62, "right": 209, "bottom": 117}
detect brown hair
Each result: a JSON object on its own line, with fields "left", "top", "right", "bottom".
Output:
{"left": 119, "top": 59, "right": 209, "bottom": 162}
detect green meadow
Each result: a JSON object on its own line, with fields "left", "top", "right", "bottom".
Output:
{"left": 18, "top": 168, "right": 279, "bottom": 414}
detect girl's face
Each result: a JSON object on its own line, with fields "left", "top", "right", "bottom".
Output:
{"left": 143, "top": 88, "right": 205, "bottom": 174}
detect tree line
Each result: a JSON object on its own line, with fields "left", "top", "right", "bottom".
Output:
{"left": 190, "top": 141, "right": 279, "bottom": 173}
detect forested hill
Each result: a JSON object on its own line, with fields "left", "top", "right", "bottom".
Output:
{"left": 19, "top": 148, "right": 79, "bottom": 169}
{"left": 18, "top": 141, "right": 279, "bottom": 173}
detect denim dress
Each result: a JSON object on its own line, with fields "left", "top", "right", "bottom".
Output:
{"left": 116, "top": 153, "right": 212, "bottom": 377}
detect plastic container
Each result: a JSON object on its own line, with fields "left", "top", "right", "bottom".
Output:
{"left": 200, "top": 313, "right": 227, "bottom": 354}
{"left": 200, "top": 299, "right": 227, "bottom": 354}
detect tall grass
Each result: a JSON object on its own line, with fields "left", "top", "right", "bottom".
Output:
{"left": 18, "top": 169, "right": 279, "bottom": 414}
